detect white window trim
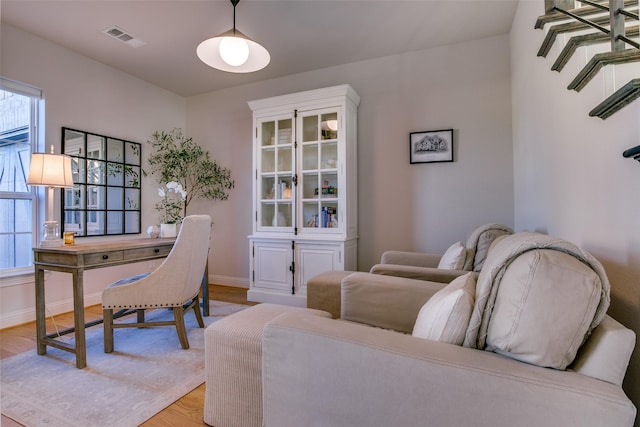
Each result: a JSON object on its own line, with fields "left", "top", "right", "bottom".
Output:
{"left": 0, "top": 76, "right": 44, "bottom": 282}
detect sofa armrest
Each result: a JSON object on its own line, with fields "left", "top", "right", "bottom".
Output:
{"left": 263, "top": 313, "right": 636, "bottom": 427}
{"left": 369, "top": 263, "right": 468, "bottom": 283}
{"left": 340, "top": 272, "right": 446, "bottom": 334}
{"left": 570, "top": 314, "right": 636, "bottom": 386}
{"left": 379, "top": 250, "right": 441, "bottom": 267}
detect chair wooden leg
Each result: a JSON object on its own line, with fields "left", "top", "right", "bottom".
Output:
{"left": 192, "top": 296, "right": 205, "bottom": 328}
{"left": 137, "top": 309, "right": 145, "bottom": 327}
{"left": 103, "top": 308, "right": 114, "bottom": 353}
{"left": 173, "top": 306, "right": 189, "bottom": 349}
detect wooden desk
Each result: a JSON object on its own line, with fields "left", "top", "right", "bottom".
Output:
{"left": 33, "top": 238, "right": 210, "bottom": 369}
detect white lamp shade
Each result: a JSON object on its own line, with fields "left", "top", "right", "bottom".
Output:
{"left": 197, "top": 28, "right": 270, "bottom": 73}
{"left": 27, "top": 153, "right": 75, "bottom": 188}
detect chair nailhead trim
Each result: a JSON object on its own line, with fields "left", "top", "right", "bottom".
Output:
{"left": 103, "top": 303, "right": 183, "bottom": 309}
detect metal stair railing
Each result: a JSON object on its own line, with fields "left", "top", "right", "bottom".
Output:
{"left": 536, "top": 0, "right": 640, "bottom": 119}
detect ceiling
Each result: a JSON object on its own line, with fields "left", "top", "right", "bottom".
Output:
{"left": 1, "top": 0, "right": 519, "bottom": 97}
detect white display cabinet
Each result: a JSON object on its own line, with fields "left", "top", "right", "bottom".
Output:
{"left": 248, "top": 85, "right": 360, "bottom": 306}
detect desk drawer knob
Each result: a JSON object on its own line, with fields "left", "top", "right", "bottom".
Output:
{"left": 154, "top": 248, "right": 160, "bottom": 253}
{"left": 102, "top": 255, "right": 109, "bottom": 260}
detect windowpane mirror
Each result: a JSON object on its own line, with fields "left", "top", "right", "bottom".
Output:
{"left": 62, "top": 127, "right": 141, "bottom": 237}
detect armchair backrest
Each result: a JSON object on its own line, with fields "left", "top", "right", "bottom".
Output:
{"left": 101, "top": 214, "right": 212, "bottom": 308}
{"left": 159, "top": 214, "right": 212, "bottom": 303}
{"left": 463, "top": 223, "right": 514, "bottom": 272}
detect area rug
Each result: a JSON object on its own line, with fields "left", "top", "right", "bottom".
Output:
{"left": 1, "top": 301, "right": 248, "bottom": 427}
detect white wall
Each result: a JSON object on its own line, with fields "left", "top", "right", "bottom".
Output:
{"left": 0, "top": 23, "right": 187, "bottom": 327}
{"left": 0, "top": 24, "right": 515, "bottom": 331}
{"left": 187, "top": 34, "right": 515, "bottom": 281}
{"left": 511, "top": 0, "right": 640, "bottom": 418}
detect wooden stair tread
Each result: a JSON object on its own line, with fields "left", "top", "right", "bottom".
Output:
{"left": 590, "top": 78, "right": 640, "bottom": 119}
{"left": 568, "top": 49, "right": 640, "bottom": 91}
{"left": 535, "top": 0, "right": 638, "bottom": 29}
{"left": 552, "top": 25, "right": 639, "bottom": 71}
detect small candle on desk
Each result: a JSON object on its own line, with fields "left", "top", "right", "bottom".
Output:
{"left": 64, "top": 231, "right": 75, "bottom": 245}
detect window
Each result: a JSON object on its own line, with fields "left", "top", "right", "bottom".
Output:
{"left": 0, "top": 78, "right": 43, "bottom": 272}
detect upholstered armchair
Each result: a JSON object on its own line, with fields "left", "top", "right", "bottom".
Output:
{"left": 204, "top": 232, "right": 635, "bottom": 426}
{"left": 369, "top": 222, "right": 513, "bottom": 282}
{"left": 102, "top": 214, "right": 212, "bottom": 352}
{"left": 264, "top": 232, "right": 636, "bottom": 426}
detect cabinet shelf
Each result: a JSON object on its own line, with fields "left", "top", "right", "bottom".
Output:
{"left": 302, "top": 168, "right": 338, "bottom": 174}
{"left": 261, "top": 172, "right": 293, "bottom": 177}
{"left": 262, "top": 144, "right": 293, "bottom": 150}
{"left": 302, "top": 197, "right": 338, "bottom": 202}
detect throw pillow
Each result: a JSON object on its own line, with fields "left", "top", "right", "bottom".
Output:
{"left": 437, "top": 241, "right": 467, "bottom": 270}
{"left": 486, "top": 249, "right": 602, "bottom": 370}
{"left": 412, "top": 272, "right": 476, "bottom": 345}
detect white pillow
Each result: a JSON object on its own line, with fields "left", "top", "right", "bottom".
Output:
{"left": 486, "top": 250, "right": 602, "bottom": 369}
{"left": 412, "top": 272, "right": 476, "bottom": 345}
{"left": 437, "top": 241, "right": 467, "bottom": 270}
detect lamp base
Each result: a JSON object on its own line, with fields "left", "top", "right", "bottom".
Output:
{"left": 40, "top": 220, "right": 63, "bottom": 247}
{"left": 40, "top": 238, "right": 65, "bottom": 248}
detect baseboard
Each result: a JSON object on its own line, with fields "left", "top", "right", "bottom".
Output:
{"left": 0, "top": 291, "right": 103, "bottom": 329}
{"left": 210, "top": 274, "right": 249, "bottom": 289}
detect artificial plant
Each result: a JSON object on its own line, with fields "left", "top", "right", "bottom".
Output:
{"left": 145, "top": 128, "right": 235, "bottom": 221}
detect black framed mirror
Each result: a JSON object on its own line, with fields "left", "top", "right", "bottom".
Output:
{"left": 61, "top": 127, "right": 141, "bottom": 237}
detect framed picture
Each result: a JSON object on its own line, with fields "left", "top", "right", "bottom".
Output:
{"left": 409, "top": 129, "right": 454, "bottom": 164}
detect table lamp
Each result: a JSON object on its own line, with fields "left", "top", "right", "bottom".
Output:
{"left": 27, "top": 145, "right": 74, "bottom": 247}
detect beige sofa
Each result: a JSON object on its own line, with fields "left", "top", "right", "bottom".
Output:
{"left": 265, "top": 273, "right": 636, "bottom": 426}
{"left": 206, "top": 233, "right": 637, "bottom": 426}
{"left": 265, "top": 233, "right": 636, "bottom": 427}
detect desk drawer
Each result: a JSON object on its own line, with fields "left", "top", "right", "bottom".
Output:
{"left": 124, "top": 245, "right": 172, "bottom": 260}
{"left": 84, "top": 250, "right": 124, "bottom": 266}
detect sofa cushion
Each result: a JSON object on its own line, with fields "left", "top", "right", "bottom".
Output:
{"left": 412, "top": 272, "right": 476, "bottom": 345}
{"left": 485, "top": 249, "right": 602, "bottom": 369}
{"left": 437, "top": 241, "right": 467, "bottom": 270}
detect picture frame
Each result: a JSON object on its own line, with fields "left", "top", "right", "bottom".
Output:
{"left": 409, "top": 129, "right": 454, "bottom": 164}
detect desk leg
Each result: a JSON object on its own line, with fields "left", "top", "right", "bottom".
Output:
{"left": 72, "top": 269, "right": 87, "bottom": 369}
{"left": 201, "top": 263, "right": 209, "bottom": 317}
{"left": 35, "top": 265, "right": 47, "bottom": 356}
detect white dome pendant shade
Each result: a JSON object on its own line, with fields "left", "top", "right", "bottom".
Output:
{"left": 196, "top": 0, "right": 270, "bottom": 73}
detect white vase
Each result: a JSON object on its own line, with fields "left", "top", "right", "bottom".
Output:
{"left": 146, "top": 225, "right": 160, "bottom": 238}
{"left": 160, "top": 223, "right": 177, "bottom": 238}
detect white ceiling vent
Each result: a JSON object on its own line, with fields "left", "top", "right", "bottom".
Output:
{"left": 102, "top": 26, "right": 146, "bottom": 48}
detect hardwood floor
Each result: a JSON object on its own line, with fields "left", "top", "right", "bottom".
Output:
{"left": 0, "top": 284, "right": 255, "bottom": 427}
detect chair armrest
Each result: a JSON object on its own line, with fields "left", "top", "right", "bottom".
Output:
{"left": 340, "top": 272, "right": 445, "bottom": 334}
{"left": 263, "top": 313, "right": 636, "bottom": 427}
{"left": 379, "top": 250, "right": 441, "bottom": 267}
{"left": 369, "top": 264, "right": 468, "bottom": 283}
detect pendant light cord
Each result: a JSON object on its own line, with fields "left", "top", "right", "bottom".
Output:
{"left": 231, "top": 0, "right": 240, "bottom": 35}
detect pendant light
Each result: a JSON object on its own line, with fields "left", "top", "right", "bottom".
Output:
{"left": 196, "top": 0, "right": 270, "bottom": 73}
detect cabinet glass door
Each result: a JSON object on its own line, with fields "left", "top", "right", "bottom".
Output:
{"left": 299, "top": 109, "right": 339, "bottom": 231}
{"left": 257, "top": 115, "right": 294, "bottom": 230}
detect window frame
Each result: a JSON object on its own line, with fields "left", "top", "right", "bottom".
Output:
{"left": 0, "top": 77, "right": 43, "bottom": 277}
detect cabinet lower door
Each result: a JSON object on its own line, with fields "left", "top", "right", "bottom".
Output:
{"left": 295, "top": 242, "right": 342, "bottom": 296}
{"left": 253, "top": 240, "right": 293, "bottom": 294}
